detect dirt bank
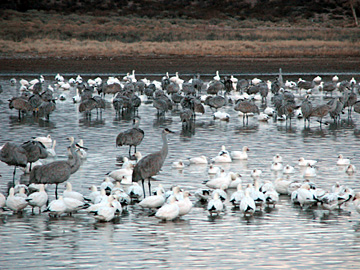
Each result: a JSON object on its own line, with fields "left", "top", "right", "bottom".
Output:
{"left": 0, "top": 56, "right": 359, "bottom": 76}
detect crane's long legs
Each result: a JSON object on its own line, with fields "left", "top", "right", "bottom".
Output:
{"left": 148, "top": 179, "right": 151, "bottom": 197}
{"left": 55, "top": 184, "right": 58, "bottom": 199}
{"left": 141, "top": 179, "right": 146, "bottom": 198}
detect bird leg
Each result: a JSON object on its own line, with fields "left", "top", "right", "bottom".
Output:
{"left": 12, "top": 166, "right": 17, "bottom": 187}
{"left": 55, "top": 183, "right": 58, "bottom": 199}
{"left": 141, "top": 179, "right": 146, "bottom": 198}
{"left": 148, "top": 178, "right": 151, "bottom": 198}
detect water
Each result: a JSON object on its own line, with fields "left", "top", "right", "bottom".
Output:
{"left": 1, "top": 74, "right": 360, "bottom": 269}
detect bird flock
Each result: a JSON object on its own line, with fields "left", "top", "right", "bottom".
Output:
{"left": 1, "top": 69, "right": 360, "bottom": 223}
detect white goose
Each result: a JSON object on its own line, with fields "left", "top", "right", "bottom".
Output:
{"left": 33, "top": 134, "right": 52, "bottom": 149}
{"left": 298, "top": 157, "right": 317, "bottom": 167}
{"left": 207, "top": 192, "right": 224, "bottom": 216}
{"left": 240, "top": 186, "right": 256, "bottom": 216}
{"left": 172, "top": 160, "right": 185, "bottom": 169}
{"left": 208, "top": 164, "right": 221, "bottom": 175}
{"left": 271, "top": 162, "right": 283, "bottom": 171}
{"left": 337, "top": 154, "right": 350, "bottom": 165}
{"left": 212, "top": 153, "right": 232, "bottom": 163}
{"left": 86, "top": 185, "right": 101, "bottom": 204}
{"left": 44, "top": 196, "right": 67, "bottom": 217}
{"left": 230, "top": 146, "right": 250, "bottom": 160}
{"left": 6, "top": 187, "right": 28, "bottom": 213}
{"left": 46, "top": 139, "right": 57, "bottom": 157}
{"left": 127, "top": 182, "right": 144, "bottom": 201}
{"left": 189, "top": 155, "right": 208, "bottom": 164}
{"left": 283, "top": 164, "right": 295, "bottom": 174}
{"left": 297, "top": 183, "right": 318, "bottom": 208}
{"left": 92, "top": 196, "right": 117, "bottom": 222}
{"left": 155, "top": 197, "right": 180, "bottom": 221}
{"left": 107, "top": 163, "right": 134, "bottom": 181}
{"left": 229, "top": 183, "right": 244, "bottom": 207}
{"left": 213, "top": 70, "right": 220, "bottom": 81}
{"left": 0, "top": 192, "right": 5, "bottom": 209}
{"left": 176, "top": 191, "right": 193, "bottom": 217}
{"left": 139, "top": 189, "right": 165, "bottom": 209}
{"left": 303, "top": 164, "right": 317, "bottom": 178}
{"left": 63, "top": 182, "right": 85, "bottom": 202}
{"left": 353, "top": 192, "right": 360, "bottom": 214}
{"left": 272, "top": 153, "right": 283, "bottom": 163}
{"left": 26, "top": 184, "right": 48, "bottom": 214}
{"left": 274, "top": 178, "right": 292, "bottom": 195}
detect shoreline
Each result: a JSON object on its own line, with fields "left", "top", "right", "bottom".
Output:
{"left": 1, "top": 56, "right": 360, "bottom": 77}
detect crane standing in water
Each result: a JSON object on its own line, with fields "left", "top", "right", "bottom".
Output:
{"left": 132, "top": 128, "right": 174, "bottom": 197}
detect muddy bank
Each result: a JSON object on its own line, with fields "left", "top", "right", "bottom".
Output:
{"left": 0, "top": 56, "right": 359, "bottom": 76}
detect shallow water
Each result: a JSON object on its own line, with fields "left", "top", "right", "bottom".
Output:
{"left": 1, "top": 74, "right": 360, "bottom": 269}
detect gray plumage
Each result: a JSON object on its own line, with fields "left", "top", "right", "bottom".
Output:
{"left": 0, "top": 142, "right": 28, "bottom": 185}
{"left": 9, "top": 96, "right": 33, "bottom": 119}
{"left": 132, "top": 128, "right": 173, "bottom": 197}
{"left": 116, "top": 119, "right": 144, "bottom": 156}
{"left": 38, "top": 100, "right": 56, "bottom": 120}
{"left": 207, "top": 81, "right": 225, "bottom": 95}
{"left": 21, "top": 140, "right": 48, "bottom": 170}
{"left": 301, "top": 95, "right": 313, "bottom": 127}
{"left": 204, "top": 95, "right": 226, "bottom": 111}
{"left": 234, "top": 99, "right": 260, "bottom": 124}
{"left": 29, "top": 137, "right": 81, "bottom": 199}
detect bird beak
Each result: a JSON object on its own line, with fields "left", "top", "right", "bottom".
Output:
{"left": 76, "top": 143, "right": 88, "bottom": 150}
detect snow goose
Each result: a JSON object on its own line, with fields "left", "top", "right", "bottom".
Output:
{"left": 6, "top": 187, "right": 28, "bottom": 213}
{"left": 298, "top": 157, "right": 317, "bottom": 167}
{"left": 228, "top": 172, "right": 242, "bottom": 189}
{"left": 0, "top": 192, "right": 5, "bottom": 209}
{"left": 86, "top": 185, "right": 101, "bottom": 204}
{"left": 345, "top": 164, "right": 356, "bottom": 175}
{"left": 63, "top": 182, "right": 85, "bottom": 202}
{"left": 152, "top": 183, "right": 166, "bottom": 196}
{"left": 100, "top": 177, "right": 114, "bottom": 195}
{"left": 297, "top": 183, "right": 318, "bottom": 208}
{"left": 176, "top": 191, "right": 193, "bottom": 216}
{"left": 337, "top": 154, "right": 351, "bottom": 165}
{"left": 189, "top": 155, "right": 208, "bottom": 164}
{"left": 170, "top": 72, "right": 184, "bottom": 85}
{"left": 212, "top": 184, "right": 228, "bottom": 202}
{"left": 264, "top": 187, "right": 279, "bottom": 208}
{"left": 194, "top": 188, "right": 212, "bottom": 202}
{"left": 213, "top": 111, "right": 230, "bottom": 121}
{"left": 212, "top": 153, "right": 232, "bottom": 163}
{"left": 76, "top": 139, "right": 87, "bottom": 159}
{"left": 271, "top": 162, "right": 283, "bottom": 171}
{"left": 63, "top": 197, "right": 89, "bottom": 215}
{"left": 44, "top": 196, "right": 67, "bottom": 217}
{"left": 258, "top": 112, "right": 270, "bottom": 122}
{"left": 231, "top": 146, "right": 249, "bottom": 160}
{"left": 172, "top": 160, "right": 185, "bottom": 169}
{"left": 155, "top": 196, "right": 180, "bottom": 221}
{"left": 204, "top": 169, "right": 230, "bottom": 189}
{"left": 26, "top": 184, "right": 48, "bottom": 214}
{"left": 264, "top": 106, "right": 275, "bottom": 116}
{"left": 208, "top": 164, "right": 221, "bottom": 175}
{"left": 72, "top": 88, "right": 81, "bottom": 103}
{"left": 287, "top": 181, "right": 302, "bottom": 195}
{"left": 92, "top": 196, "right": 117, "bottom": 222}
{"left": 320, "top": 192, "right": 340, "bottom": 211}
{"left": 251, "top": 169, "right": 262, "bottom": 179}
{"left": 213, "top": 70, "right": 220, "bottom": 81}
{"left": 46, "top": 139, "right": 57, "bottom": 157}
{"left": 166, "top": 186, "right": 183, "bottom": 203}
{"left": 283, "top": 164, "right": 295, "bottom": 174}
{"left": 303, "top": 164, "right": 317, "bottom": 178}
{"left": 107, "top": 163, "right": 134, "bottom": 181}
{"left": 274, "top": 178, "right": 291, "bottom": 195}
{"left": 272, "top": 153, "right": 283, "bottom": 163}
{"left": 337, "top": 187, "right": 354, "bottom": 209}
{"left": 240, "top": 185, "right": 256, "bottom": 216}
{"left": 127, "top": 182, "right": 143, "bottom": 201}
{"left": 217, "top": 145, "right": 230, "bottom": 156}
{"left": 207, "top": 192, "right": 224, "bottom": 216}
{"left": 229, "top": 183, "right": 244, "bottom": 207}
{"left": 251, "top": 179, "right": 265, "bottom": 209}
{"left": 139, "top": 189, "right": 165, "bottom": 209}
{"left": 332, "top": 75, "right": 339, "bottom": 83}
{"left": 33, "top": 134, "right": 52, "bottom": 149}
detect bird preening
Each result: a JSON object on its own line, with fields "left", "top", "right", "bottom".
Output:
{"left": 116, "top": 118, "right": 145, "bottom": 156}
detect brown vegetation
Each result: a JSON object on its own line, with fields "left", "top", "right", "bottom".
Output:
{"left": 0, "top": 8, "right": 359, "bottom": 59}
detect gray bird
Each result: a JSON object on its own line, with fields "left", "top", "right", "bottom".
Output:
{"left": 301, "top": 95, "right": 313, "bottom": 127}
{"left": 234, "top": 99, "right": 260, "bottom": 125}
{"left": 21, "top": 140, "right": 48, "bottom": 171}
{"left": 0, "top": 142, "right": 28, "bottom": 186}
{"left": 29, "top": 137, "right": 82, "bottom": 199}
{"left": 132, "top": 128, "right": 174, "bottom": 197}
{"left": 8, "top": 96, "right": 33, "bottom": 120}
{"left": 116, "top": 119, "right": 145, "bottom": 156}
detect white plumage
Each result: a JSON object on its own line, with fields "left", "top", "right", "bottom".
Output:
{"left": 155, "top": 197, "right": 180, "bottom": 221}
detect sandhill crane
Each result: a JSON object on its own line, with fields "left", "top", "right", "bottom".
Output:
{"left": 132, "top": 128, "right": 174, "bottom": 197}
{"left": 301, "top": 95, "right": 313, "bottom": 127}
{"left": 116, "top": 119, "right": 145, "bottom": 156}
{"left": 0, "top": 142, "right": 28, "bottom": 186}
{"left": 29, "top": 137, "right": 83, "bottom": 199}
{"left": 234, "top": 99, "right": 260, "bottom": 125}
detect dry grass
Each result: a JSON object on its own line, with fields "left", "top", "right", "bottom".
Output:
{"left": 1, "top": 39, "right": 359, "bottom": 58}
{"left": 0, "top": 10, "right": 359, "bottom": 58}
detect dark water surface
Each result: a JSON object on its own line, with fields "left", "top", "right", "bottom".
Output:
{"left": 1, "top": 72, "right": 360, "bottom": 269}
